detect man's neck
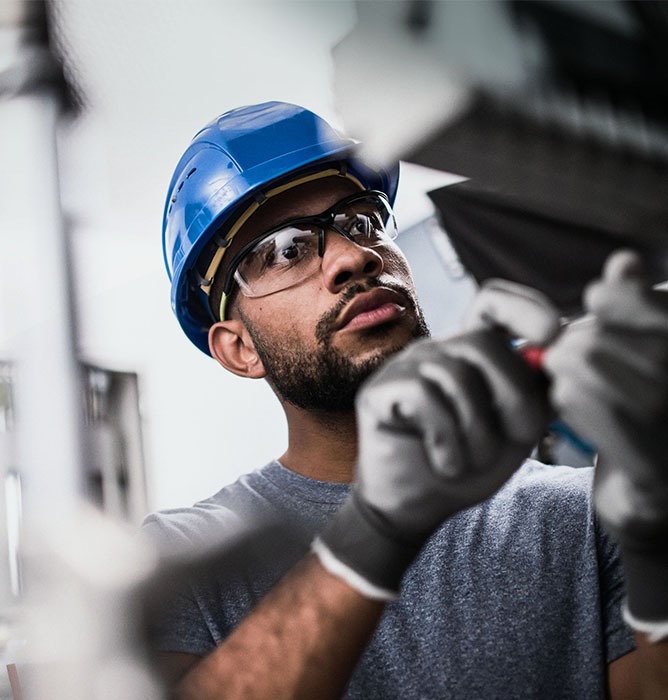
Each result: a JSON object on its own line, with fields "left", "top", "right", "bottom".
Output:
{"left": 279, "top": 403, "right": 358, "bottom": 483}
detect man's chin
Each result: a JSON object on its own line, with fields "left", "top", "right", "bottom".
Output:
{"left": 331, "top": 320, "right": 420, "bottom": 362}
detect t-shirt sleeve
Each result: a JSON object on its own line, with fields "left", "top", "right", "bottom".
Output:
{"left": 140, "top": 513, "right": 221, "bottom": 656}
{"left": 149, "top": 581, "right": 217, "bottom": 656}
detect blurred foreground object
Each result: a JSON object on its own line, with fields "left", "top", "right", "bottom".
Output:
{"left": 545, "top": 250, "right": 668, "bottom": 641}
{"left": 0, "top": 2, "right": 160, "bottom": 698}
{"left": 335, "top": 0, "right": 668, "bottom": 316}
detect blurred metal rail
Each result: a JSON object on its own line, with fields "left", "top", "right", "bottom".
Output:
{"left": 0, "top": 2, "right": 161, "bottom": 698}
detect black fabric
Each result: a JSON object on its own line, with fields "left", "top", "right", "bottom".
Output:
{"left": 427, "top": 179, "right": 668, "bottom": 317}
{"left": 430, "top": 183, "right": 614, "bottom": 315}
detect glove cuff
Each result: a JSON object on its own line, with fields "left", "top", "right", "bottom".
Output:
{"left": 621, "top": 546, "right": 668, "bottom": 634}
{"left": 311, "top": 537, "right": 398, "bottom": 601}
{"left": 315, "top": 494, "right": 422, "bottom": 598}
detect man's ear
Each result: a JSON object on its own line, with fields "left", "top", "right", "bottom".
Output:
{"left": 208, "top": 320, "right": 266, "bottom": 379}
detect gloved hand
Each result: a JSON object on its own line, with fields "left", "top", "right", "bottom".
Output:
{"left": 313, "top": 280, "right": 561, "bottom": 599}
{"left": 544, "top": 249, "right": 668, "bottom": 639}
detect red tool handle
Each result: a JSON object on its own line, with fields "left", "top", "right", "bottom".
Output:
{"left": 519, "top": 346, "right": 546, "bottom": 371}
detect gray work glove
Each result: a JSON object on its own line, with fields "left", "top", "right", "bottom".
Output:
{"left": 314, "top": 280, "right": 561, "bottom": 599}
{"left": 544, "top": 249, "right": 668, "bottom": 638}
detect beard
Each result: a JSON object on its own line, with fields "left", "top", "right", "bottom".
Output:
{"left": 239, "top": 281, "right": 430, "bottom": 413}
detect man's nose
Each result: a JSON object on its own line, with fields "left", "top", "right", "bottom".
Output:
{"left": 320, "top": 230, "right": 385, "bottom": 293}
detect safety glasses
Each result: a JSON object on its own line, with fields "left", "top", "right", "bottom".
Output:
{"left": 220, "top": 190, "right": 398, "bottom": 306}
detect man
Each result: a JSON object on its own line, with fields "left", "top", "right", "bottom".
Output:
{"left": 144, "top": 101, "right": 667, "bottom": 698}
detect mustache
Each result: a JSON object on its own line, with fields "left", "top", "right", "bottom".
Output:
{"left": 314, "top": 279, "right": 417, "bottom": 346}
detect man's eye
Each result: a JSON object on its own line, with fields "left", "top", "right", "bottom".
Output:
{"left": 265, "top": 235, "right": 313, "bottom": 269}
{"left": 350, "top": 214, "right": 383, "bottom": 238}
{"left": 353, "top": 215, "right": 371, "bottom": 235}
{"left": 280, "top": 244, "right": 300, "bottom": 261}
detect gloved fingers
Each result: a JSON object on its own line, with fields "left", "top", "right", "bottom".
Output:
{"left": 357, "top": 356, "right": 467, "bottom": 475}
{"left": 602, "top": 248, "right": 645, "bottom": 282}
{"left": 417, "top": 353, "right": 510, "bottom": 474}
{"left": 465, "top": 278, "right": 562, "bottom": 346}
{"left": 545, "top": 321, "right": 668, "bottom": 420}
{"left": 544, "top": 319, "right": 666, "bottom": 381}
{"left": 593, "top": 443, "right": 668, "bottom": 548}
{"left": 444, "top": 330, "right": 551, "bottom": 444}
{"left": 546, "top": 349, "right": 668, "bottom": 458}
{"left": 584, "top": 250, "right": 668, "bottom": 332}
{"left": 358, "top": 347, "right": 503, "bottom": 476}
{"left": 594, "top": 442, "right": 668, "bottom": 501}
{"left": 592, "top": 461, "right": 644, "bottom": 542}
{"left": 585, "top": 281, "right": 668, "bottom": 332}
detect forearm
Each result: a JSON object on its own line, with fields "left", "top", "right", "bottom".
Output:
{"left": 635, "top": 634, "right": 668, "bottom": 700}
{"left": 174, "top": 553, "right": 385, "bottom": 700}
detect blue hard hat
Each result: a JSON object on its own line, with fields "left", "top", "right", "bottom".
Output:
{"left": 162, "top": 101, "right": 400, "bottom": 355}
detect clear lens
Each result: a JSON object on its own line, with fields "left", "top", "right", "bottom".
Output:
{"left": 332, "top": 193, "right": 397, "bottom": 247}
{"left": 232, "top": 191, "right": 397, "bottom": 299}
{"left": 235, "top": 226, "right": 321, "bottom": 297}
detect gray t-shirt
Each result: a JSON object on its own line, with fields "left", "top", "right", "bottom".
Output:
{"left": 142, "top": 459, "right": 634, "bottom": 699}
